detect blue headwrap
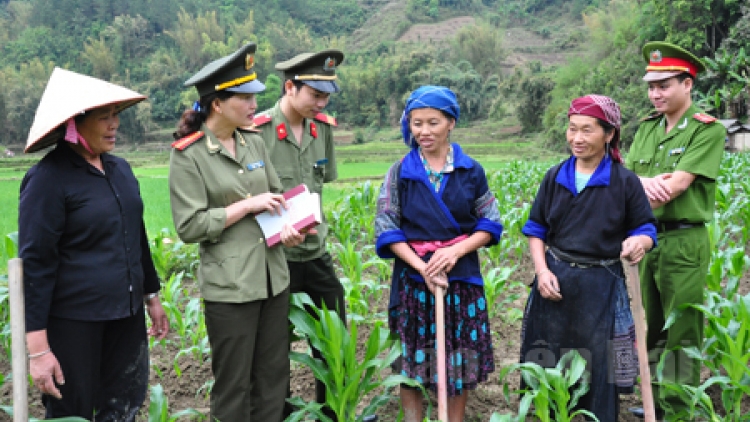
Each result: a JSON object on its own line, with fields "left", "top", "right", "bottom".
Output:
{"left": 400, "top": 85, "right": 460, "bottom": 148}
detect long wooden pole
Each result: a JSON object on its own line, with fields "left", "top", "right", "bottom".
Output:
{"left": 621, "top": 259, "right": 656, "bottom": 422}
{"left": 434, "top": 286, "right": 448, "bottom": 422}
{"left": 8, "top": 258, "right": 28, "bottom": 422}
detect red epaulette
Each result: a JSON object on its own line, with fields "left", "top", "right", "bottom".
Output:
{"left": 693, "top": 113, "right": 717, "bottom": 124}
{"left": 313, "top": 112, "right": 337, "bottom": 127}
{"left": 171, "top": 131, "right": 204, "bottom": 151}
{"left": 253, "top": 114, "right": 273, "bottom": 127}
{"left": 641, "top": 112, "right": 662, "bottom": 122}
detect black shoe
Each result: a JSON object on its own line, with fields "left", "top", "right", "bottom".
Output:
{"left": 628, "top": 406, "right": 665, "bottom": 419}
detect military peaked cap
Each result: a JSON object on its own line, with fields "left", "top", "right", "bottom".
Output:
{"left": 642, "top": 41, "right": 706, "bottom": 82}
{"left": 185, "top": 43, "right": 266, "bottom": 97}
{"left": 276, "top": 49, "right": 345, "bottom": 93}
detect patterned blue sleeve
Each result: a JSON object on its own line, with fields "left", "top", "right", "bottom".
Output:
{"left": 375, "top": 161, "right": 406, "bottom": 258}
{"left": 473, "top": 188, "right": 503, "bottom": 246}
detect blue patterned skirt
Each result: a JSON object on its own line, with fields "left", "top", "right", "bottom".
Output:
{"left": 389, "top": 273, "right": 495, "bottom": 396}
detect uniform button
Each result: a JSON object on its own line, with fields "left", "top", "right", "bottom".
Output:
{"left": 238, "top": 169, "right": 244, "bottom": 174}
{"left": 259, "top": 238, "right": 264, "bottom": 243}
{"left": 659, "top": 145, "right": 664, "bottom": 150}
{"left": 655, "top": 163, "right": 660, "bottom": 167}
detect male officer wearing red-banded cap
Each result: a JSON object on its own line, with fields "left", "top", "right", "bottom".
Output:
{"left": 625, "top": 41, "right": 725, "bottom": 419}
{"left": 249, "top": 50, "right": 347, "bottom": 420}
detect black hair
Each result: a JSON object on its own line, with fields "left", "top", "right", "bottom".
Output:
{"left": 174, "top": 90, "right": 235, "bottom": 139}
{"left": 594, "top": 118, "right": 616, "bottom": 136}
{"left": 281, "top": 79, "right": 306, "bottom": 96}
{"left": 676, "top": 72, "right": 695, "bottom": 83}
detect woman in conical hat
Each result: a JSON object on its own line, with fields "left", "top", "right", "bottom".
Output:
{"left": 19, "top": 67, "right": 169, "bottom": 420}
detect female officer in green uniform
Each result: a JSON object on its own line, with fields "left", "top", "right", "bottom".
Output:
{"left": 626, "top": 41, "right": 725, "bottom": 419}
{"left": 169, "top": 42, "right": 307, "bottom": 422}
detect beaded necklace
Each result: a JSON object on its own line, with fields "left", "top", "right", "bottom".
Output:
{"left": 419, "top": 145, "right": 454, "bottom": 192}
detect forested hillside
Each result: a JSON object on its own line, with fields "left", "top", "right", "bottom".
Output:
{"left": 0, "top": 0, "right": 747, "bottom": 150}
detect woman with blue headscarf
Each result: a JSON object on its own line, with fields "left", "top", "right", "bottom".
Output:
{"left": 375, "top": 86, "right": 503, "bottom": 421}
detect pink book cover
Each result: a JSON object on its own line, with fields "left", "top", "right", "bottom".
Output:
{"left": 255, "top": 184, "right": 321, "bottom": 247}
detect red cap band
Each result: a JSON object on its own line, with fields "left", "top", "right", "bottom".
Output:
{"left": 646, "top": 57, "right": 698, "bottom": 77}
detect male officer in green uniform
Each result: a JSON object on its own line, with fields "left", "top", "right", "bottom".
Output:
{"left": 251, "top": 50, "right": 345, "bottom": 419}
{"left": 626, "top": 42, "right": 725, "bottom": 419}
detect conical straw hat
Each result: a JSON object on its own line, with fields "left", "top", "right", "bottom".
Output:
{"left": 25, "top": 67, "right": 147, "bottom": 153}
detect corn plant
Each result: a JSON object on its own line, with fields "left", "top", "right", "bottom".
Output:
{"left": 287, "top": 293, "right": 423, "bottom": 422}
{"left": 498, "top": 349, "right": 598, "bottom": 422}
{"left": 147, "top": 384, "right": 206, "bottom": 422}
{"left": 660, "top": 291, "right": 750, "bottom": 421}
{"left": 334, "top": 242, "right": 390, "bottom": 322}
{"left": 483, "top": 266, "right": 522, "bottom": 321}
{"left": 150, "top": 228, "right": 199, "bottom": 280}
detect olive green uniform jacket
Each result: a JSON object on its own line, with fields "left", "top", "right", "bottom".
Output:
{"left": 169, "top": 126, "right": 289, "bottom": 302}
{"left": 254, "top": 101, "right": 337, "bottom": 262}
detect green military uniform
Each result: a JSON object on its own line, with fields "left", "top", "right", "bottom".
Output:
{"left": 254, "top": 49, "right": 346, "bottom": 418}
{"left": 169, "top": 43, "right": 290, "bottom": 422}
{"left": 253, "top": 101, "right": 338, "bottom": 260}
{"left": 626, "top": 42, "right": 726, "bottom": 417}
{"left": 170, "top": 127, "right": 289, "bottom": 301}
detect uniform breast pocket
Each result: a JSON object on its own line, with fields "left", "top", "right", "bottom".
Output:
{"left": 630, "top": 156, "right": 653, "bottom": 175}
{"left": 275, "top": 168, "right": 296, "bottom": 191}
{"left": 312, "top": 165, "right": 325, "bottom": 192}
{"left": 664, "top": 147, "right": 686, "bottom": 169}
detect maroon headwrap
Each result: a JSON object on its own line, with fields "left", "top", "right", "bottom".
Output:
{"left": 568, "top": 94, "right": 622, "bottom": 163}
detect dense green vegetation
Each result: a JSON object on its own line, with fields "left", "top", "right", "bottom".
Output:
{"left": 0, "top": 0, "right": 747, "bottom": 151}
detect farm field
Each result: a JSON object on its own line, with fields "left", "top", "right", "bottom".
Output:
{"left": 0, "top": 142, "right": 748, "bottom": 421}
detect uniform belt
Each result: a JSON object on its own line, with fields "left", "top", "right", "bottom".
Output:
{"left": 655, "top": 221, "right": 703, "bottom": 233}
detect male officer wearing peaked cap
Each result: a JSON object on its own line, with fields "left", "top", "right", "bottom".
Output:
{"left": 626, "top": 42, "right": 725, "bottom": 420}
{"left": 250, "top": 50, "right": 347, "bottom": 420}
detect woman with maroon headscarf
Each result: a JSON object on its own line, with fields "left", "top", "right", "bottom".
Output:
{"left": 519, "top": 95, "right": 657, "bottom": 421}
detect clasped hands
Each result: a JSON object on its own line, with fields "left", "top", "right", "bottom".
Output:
{"left": 419, "top": 245, "right": 461, "bottom": 295}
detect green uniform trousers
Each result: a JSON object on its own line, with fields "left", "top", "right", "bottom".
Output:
{"left": 204, "top": 288, "right": 290, "bottom": 422}
{"left": 640, "top": 225, "right": 708, "bottom": 414}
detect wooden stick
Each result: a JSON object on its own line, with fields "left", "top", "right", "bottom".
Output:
{"left": 8, "top": 258, "right": 28, "bottom": 422}
{"left": 434, "top": 286, "right": 448, "bottom": 422}
{"left": 622, "top": 259, "right": 656, "bottom": 422}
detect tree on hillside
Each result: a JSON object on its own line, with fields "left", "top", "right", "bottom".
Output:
{"left": 165, "top": 9, "right": 226, "bottom": 70}
{"left": 449, "top": 21, "right": 506, "bottom": 80}
{"left": 650, "top": 0, "right": 742, "bottom": 57}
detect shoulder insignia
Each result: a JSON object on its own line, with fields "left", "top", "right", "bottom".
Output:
{"left": 252, "top": 114, "right": 273, "bottom": 127}
{"left": 310, "top": 122, "right": 318, "bottom": 139}
{"left": 314, "top": 112, "right": 337, "bottom": 127}
{"left": 276, "top": 123, "right": 287, "bottom": 140}
{"left": 641, "top": 112, "right": 662, "bottom": 122}
{"left": 693, "top": 113, "right": 717, "bottom": 124}
{"left": 171, "top": 131, "right": 204, "bottom": 151}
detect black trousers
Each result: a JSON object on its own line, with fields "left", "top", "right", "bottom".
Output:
{"left": 204, "top": 288, "right": 290, "bottom": 422}
{"left": 285, "top": 252, "right": 346, "bottom": 414}
{"left": 43, "top": 311, "right": 149, "bottom": 421}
